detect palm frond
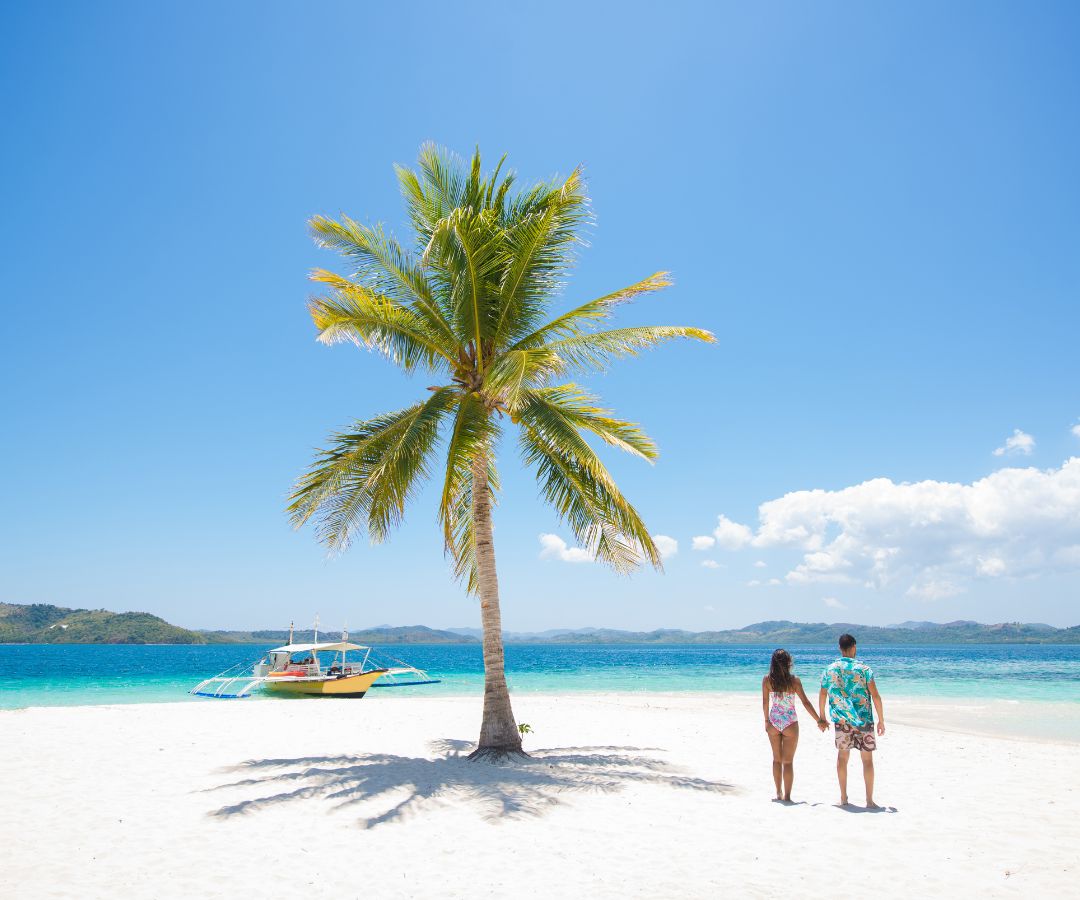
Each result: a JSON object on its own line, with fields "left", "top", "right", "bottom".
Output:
{"left": 307, "top": 279, "right": 459, "bottom": 373}
{"left": 510, "top": 271, "right": 673, "bottom": 350}
{"left": 308, "top": 216, "right": 456, "bottom": 342}
{"left": 493, "top": 167, "right": 590, "bottom": 346}
{"left": 287, "top": 388, "right": 458, "bottom": 551}
{"left": 516, "top": 395, "right": 661, "bottom": 572}
{"left": 424, "top": 206, "right": 505, "bottom": 368}
{"left": 481, "top": 348, "right": 561, "bottom": 412}
{"left": 517, "top": 385, "right": 657, "bottom": 461}
{"left": 543, "top": 325, "right": 716, "bottom": 374}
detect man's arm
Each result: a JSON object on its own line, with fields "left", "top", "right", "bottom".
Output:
{"left": 818, "top": 686, "right": 828, "bottom": 723}
{"left": 870, "top": 680, "right": 885, "bottom": 735}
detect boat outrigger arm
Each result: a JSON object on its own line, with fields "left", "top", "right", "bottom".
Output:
{"left": 190, "top": 640, "right": 439, "bottom": 699}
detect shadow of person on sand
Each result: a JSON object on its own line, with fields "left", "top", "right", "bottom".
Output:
{"left": 835, "top": 803, "right": 899, "bottom": 814}
{"left": 204, "top": 739, "right": 735, "bottom": 828}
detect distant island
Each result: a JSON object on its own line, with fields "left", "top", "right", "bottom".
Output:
{"left": 0, "top": 602, "right": 226, "bottom": 644}
{"left": 2, "top": 603, "right": 1078, "bottom": 644}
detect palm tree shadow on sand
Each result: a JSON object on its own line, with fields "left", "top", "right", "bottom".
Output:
{"left": 205, "top": 739, "right": 736, "bottom": 828}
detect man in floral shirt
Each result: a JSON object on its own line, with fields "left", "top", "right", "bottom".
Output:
{"left": 819, "top": 633, "right": 886, "bottom": 807}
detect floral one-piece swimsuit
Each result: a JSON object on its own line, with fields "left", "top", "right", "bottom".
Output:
{"left": 768, "top": 692, "right": 798, "bottom": 731}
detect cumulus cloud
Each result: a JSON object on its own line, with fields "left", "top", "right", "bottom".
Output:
{"left": 1072, "top": 421, "right": 1080, "bottom": 440}
{"left": 703, "top": 457, "right": 1080, "bottom": 599}
{"left": 993, "top": 429, "right": 1035, "bottom": 457}
{"left": 701, "top": 560, "right": 722, "bottom": 570}
{"left": 653, "top": 535, "right": 678, "bottom": 559}
{"left": 691, "top": 535, "right": 716, "bottom": 551}
{"left": 538, "top": 533, "right": 592, "bottom": 564}
{"left": 713, "top": 515, "right": 753, "bottom": 550}
{"left": 753, "top": 560, "right": 767, "bottom": 568}
{"left": 823, "top": 596, "right": 846, "bottom": 609}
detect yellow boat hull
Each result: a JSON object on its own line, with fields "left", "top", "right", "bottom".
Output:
{"left": 264, "top": 669, "right": 387, "bottom": 697}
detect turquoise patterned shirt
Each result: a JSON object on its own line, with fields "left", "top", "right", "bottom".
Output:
{"left": 821, "top": 658, "right": 876, "bottom": 728}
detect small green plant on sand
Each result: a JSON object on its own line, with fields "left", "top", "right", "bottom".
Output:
{"left": 518, "top": 723, "right": 533, "bottom": 739}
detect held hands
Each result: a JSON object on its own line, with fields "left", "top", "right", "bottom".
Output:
{"left": 816, "top": 718, "right": 828, "bottom": 733}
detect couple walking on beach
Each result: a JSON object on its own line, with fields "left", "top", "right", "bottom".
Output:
{"left": 761, "top": 633, "right": 885, "bottom": 808}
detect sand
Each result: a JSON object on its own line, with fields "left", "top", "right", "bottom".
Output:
{"left": 2, "top": 692, "right": 1077, "bottom": 899}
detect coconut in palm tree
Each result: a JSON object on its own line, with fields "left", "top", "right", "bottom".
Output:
{"left": 288, "top": 145, "right": 714, "bottom": 760}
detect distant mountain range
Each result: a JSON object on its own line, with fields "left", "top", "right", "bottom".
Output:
{"left": 482, "top": 620, "right": 1080, "bottom": 645}
{"left": 2, "top": 603, "right": 1078, "bottom": 644}
{"left": 201, "top": 625, "right": 476, "bottom": 645}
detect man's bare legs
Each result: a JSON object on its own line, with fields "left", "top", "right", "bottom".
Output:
{"left": 835, "top": 748, "right": 850, "bottom": 805}
{"left": 836, "top": 748, "right": 877, "bottom": 806}
{"left": 861, "top": 749, "right": 877, "bottom": 807}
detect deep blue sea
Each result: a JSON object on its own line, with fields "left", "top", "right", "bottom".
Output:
{"left": 1, "top": 642, "right": 1077, "bottom": 710}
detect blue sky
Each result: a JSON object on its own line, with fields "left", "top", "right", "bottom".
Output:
{"left": 3, "top": 2, "right": 1079, "bottom": 631}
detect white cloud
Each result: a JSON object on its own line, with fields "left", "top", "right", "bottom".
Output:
{"left": 701, "top": 560, "right": 721, "bottom": 569}
{"left": 538, "top": 533, "right": 592, "bottom": 564}
{"left": 906, "top": 578, "right": 963, "bottom": 601}
{"left": 753, "top": 560, "right": 767, "bottom": 568}
{"left": 691, "top": 535, "right": 716, "bottom": 551}
{"left": 823, "top": 596, "right": 846, "bottom": 609}
{"left": 703, "top": 604, "right": 715, "bottom": 611}
{"left": 713, "top": 515, "right": 753, "bottom": 550}
{"left": 707, "top": 457, "right": 1080, "bottom": 600}
{"left": 746, "top": 579, "right": 761, "bottom": 587}
{"left": 653, "top": 535, "right": 678, "bottom": 559}
{"left": 767, "top": 578, "right": 782, "bottom": 586}
{"left": 1072, "top": 421, "right": 1080, "bottom": 440}
{"left": 993, "top": 429, "right": 1035, "bottom": 457}
{"left": 976, "top": 556, "right": 1007, "bottom": 577}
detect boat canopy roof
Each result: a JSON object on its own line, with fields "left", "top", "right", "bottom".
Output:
{"left": 269, "top": 641, "right": 369, "bottom": 654}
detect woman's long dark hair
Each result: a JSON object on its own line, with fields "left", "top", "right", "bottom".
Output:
{"left": 768, "top": 649, "right": 795, "bottom": 693}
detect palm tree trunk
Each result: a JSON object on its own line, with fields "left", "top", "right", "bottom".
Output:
{"left": 468, "top": 446, "right": 525, "bottom": 760}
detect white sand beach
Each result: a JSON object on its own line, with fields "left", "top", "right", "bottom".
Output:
{"left": 3, "top": 693, "right": 1077, "bottom": 899}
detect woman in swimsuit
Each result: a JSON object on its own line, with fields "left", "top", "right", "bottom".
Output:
{"left": 762, "top": 648, "right": 827, "bottom": 802}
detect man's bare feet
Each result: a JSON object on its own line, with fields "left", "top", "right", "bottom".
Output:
{"left": 838, "top": 794, "right": 849, "bottom": 806}
{"left": 783, "top": 794, "right": 792, "bottom": 802}
{"left": 866, "top": 800, "right": 881, "bottom": 809}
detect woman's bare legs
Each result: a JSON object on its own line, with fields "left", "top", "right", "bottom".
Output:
{"left": 779, "top": 722, "right": 800, "bottom": 800}
{"left": 766, "top": 724, "right": 783, "bottom": 798}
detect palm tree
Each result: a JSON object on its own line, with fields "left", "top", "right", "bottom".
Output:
{"left": 288, "top": 145, "right": 714, "bottom": 760}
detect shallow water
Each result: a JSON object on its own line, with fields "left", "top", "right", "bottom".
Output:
{"left": 1, "top": 642, "right": 1077, "bottom": 710}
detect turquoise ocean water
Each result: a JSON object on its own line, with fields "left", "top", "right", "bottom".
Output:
{"left": 2, "top": 642, "right": 1077, "bottom": 709}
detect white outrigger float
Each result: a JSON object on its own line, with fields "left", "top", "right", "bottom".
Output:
{"left": 191, "top": 622, "right": 439, "bottom": 699}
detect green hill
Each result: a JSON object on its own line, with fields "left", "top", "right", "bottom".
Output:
{"left": 0, "top": 603, "right": 223, "bottom": 644}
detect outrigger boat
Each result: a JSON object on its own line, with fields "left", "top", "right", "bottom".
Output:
{"left": 190, "top": 622, "right": 439, "bottom": 700}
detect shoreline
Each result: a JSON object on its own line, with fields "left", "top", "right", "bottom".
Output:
{"left": 4, "top": 689, "right": 1079, "bottom": 745}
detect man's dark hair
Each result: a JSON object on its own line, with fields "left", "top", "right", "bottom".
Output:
{"left": 838, "top": 633, "right": 856, "bottom": 652}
